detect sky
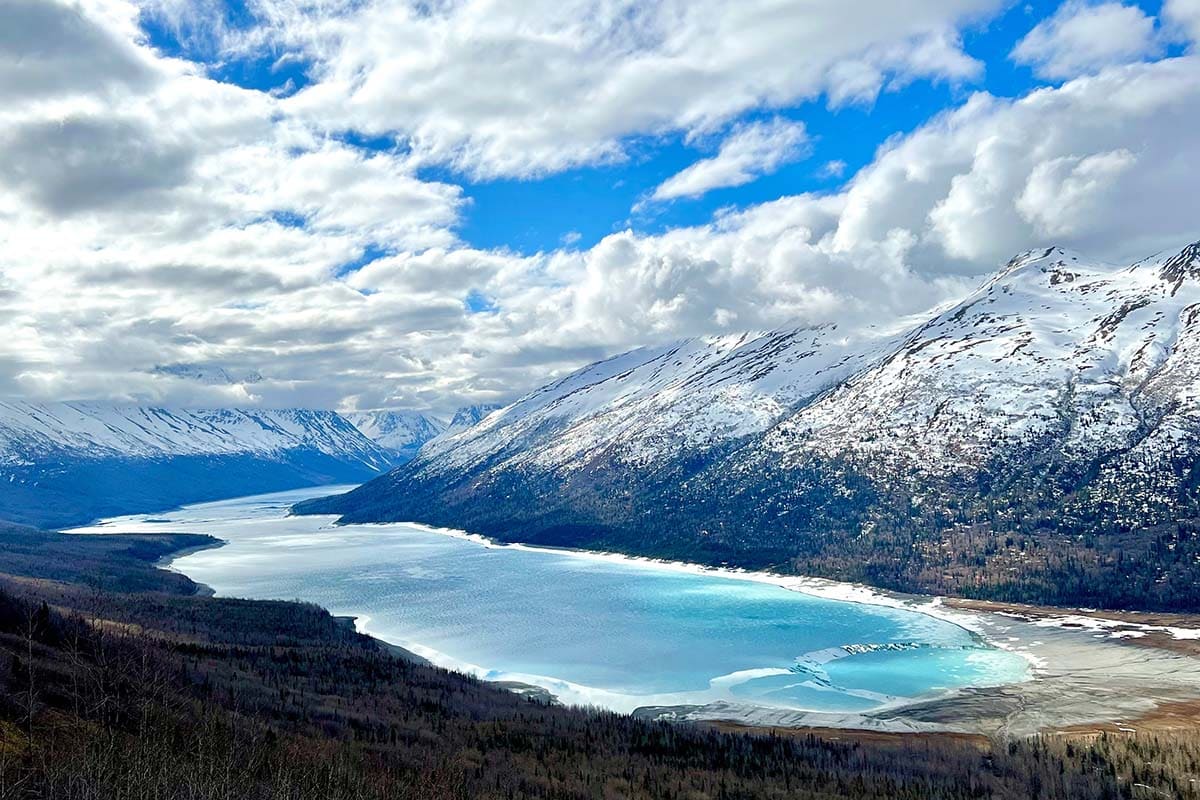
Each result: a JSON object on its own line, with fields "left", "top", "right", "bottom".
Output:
{"left": 1, "top": 0, "right": 1199, "bottom": 414}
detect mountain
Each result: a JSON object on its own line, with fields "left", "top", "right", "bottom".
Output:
{"left": 344, "top": 406, "right": 503, "bottom": 462}
{"left": 417, "top": 403, "right": 503, "bottom": 455}
{"left": 344, "top": 410, "right": 446, "bottom": 462}
{"left": 438, "top": 404, "right": 502, "bottom": 437}
{"left": 0, "top": 404, "right": 393, "bottom": 528}
{"left": 300, "top": 242, "right": 1200, "bottom": 611}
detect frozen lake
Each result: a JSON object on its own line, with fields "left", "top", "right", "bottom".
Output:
{"left": 73, "top": 486, "right": 1030, "bottom": 714}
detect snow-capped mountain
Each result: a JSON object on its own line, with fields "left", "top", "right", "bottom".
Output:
{"left": 446, "top": 404, "right": 503, "bottom": 430}
{"left": 745, "top": 243, "right": 1200, "bottom": 527}
{"left": 0, "top": 404, "right": 393, "bottom": 528}
{"left": 420, "top": 403, "right": 503, "bottom": 456}
{"left": 302, "top": 241, "right": 1200, "bottom": 611}
{"left": 411, "top": 331, "right": 900, "bottom": 470}
{"left": 344, "top": 410, "right": 446, "bottom": 461}
{"left": 0, "top": 404, "right": 389, "bottom": 467}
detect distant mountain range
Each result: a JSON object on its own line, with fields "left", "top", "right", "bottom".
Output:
{"left": 343, "top": 410, "right": 447, "bottom": 462}
{"left": 344, "top": 404, "right": 502, "bottom": 461}
{"left": 0, "top": 405, "right": 392, "bottom": 528}
{"left": 301, "top": 241, "right": 1200, "bottom": 611}
{"left": 0, "top": 400, "right": 506, "bottom": 529}
{"left": 444, "top": 404, "right": 502, "bottom": 431}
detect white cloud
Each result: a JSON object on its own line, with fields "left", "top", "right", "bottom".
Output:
{"left": 649, "top": 119, "right": 809, "bottom": 203}
{"left": 819, "top": 160, "right": 848, "bottom": 179}
{"left": 1015, "top": 148, "right": 1137, "bottom": 237}
{"left": 1164, "top": 0, "right": 1200, "bottom": 44}
{"left": 243, "top": 0, "right": 998, "bottom": 179}
{"left": 0, "top": 0, "right": 161, "bottom": 102}
{"left": 839, "top": 57, "right": 1200, "bottom": 265}
{"left": 1011, "top": 1, "right": 1160, "bottom": 79}
{"left": 1, "top": 0, "right": 1199, "bottom": 416}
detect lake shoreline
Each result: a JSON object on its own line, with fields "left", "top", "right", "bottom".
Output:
{"left": 348, "top": 519, "right": 1009, "bottom": 646}
{"left": 81, "top": 488, "right": 1200, "bottom": 740}
{"left": 325, "top": 518, "right": 1200, "bottom": 738}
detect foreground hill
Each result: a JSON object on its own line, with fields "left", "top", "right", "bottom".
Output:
{"left": 302, "top": 242, "right": 1200, "bottom": 611}
{"left": 0, "top": 404, "right": 393, "bottom": 527}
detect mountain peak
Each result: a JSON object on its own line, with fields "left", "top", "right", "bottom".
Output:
{"left": 343, "top": 409, "right": 446, "bottom": 461}
{"left": 1159, "top": 240, "right": 1200, "bottom": 292}
{"left": 979, "top": 246, "right": 1100, "bottom": 295}
{"left": 1000, "top": 245, "right": 1070, "bottom": 271}
{"left": 448, "top": 404, "right": 502, "bottom": 430}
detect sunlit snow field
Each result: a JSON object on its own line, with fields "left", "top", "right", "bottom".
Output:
{"left": 72, "top": 487, "right": 1030, "bottom": 714}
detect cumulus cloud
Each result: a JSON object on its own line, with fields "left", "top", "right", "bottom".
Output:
{"left": 1, "top": 0, "right": 1199, "bottom": 416}
{"left": 833, "top": 57, "right": 1200, "bottom": 267}
{"left": 0, "top": 116, "right": 196, "bottom": 215}
{"left": 0, "top": 0, "right": 160, "bottom": 101}
{"left": 649, "top": 118, "right": 809, "bottom": 203}
{"left": 1011, "top": 1, "right": 1160, "bottom": 79}
{"left": 249, "top": 0, "right": 997, "bottom": 178}
{"left": 1164, "top": 0, "right": 1200, "bottom": 44}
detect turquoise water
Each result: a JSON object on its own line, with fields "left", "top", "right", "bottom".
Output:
{"left": 74, "top": 487, "right": 1029, "bottom": 714}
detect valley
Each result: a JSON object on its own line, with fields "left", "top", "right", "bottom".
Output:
{"left": 6, "top": 519, "right": 1193, "bottom": 799}
{"left": 0, "top": 402, "right": 495, "bottom": 529}
{"left": 4, "top": 243, "right": 1200, "bottom": 795}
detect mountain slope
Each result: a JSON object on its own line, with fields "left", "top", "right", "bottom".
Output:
{"left": 302, "top": 242, "right": 1200, "bottom": 611}
{"left": 344, "top": 410, "right": 446, "bottom": 462}
{"left": 0, "top": 404, "right": 393, "bottom": 528}
{"left": 420, "top": 403, "right": 503, "bottom": 452}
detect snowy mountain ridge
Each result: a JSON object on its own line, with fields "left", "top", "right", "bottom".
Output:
{"left": 0, "top": 404, "right": 394, "bottom": 528}
{"left": 0, "top": 403, "right": 391, "bottom": 470}
{"left": 748, "top": 244, "right": 1200, "bottom": 515}
{"left": 343, "top": 410, "right": 446, "bottom": 461}
{"left": 303, "top": 240, "right": 1200, "bottom": 610}
{"left": 414, "top": 327, "right": 903, "bottom": 472}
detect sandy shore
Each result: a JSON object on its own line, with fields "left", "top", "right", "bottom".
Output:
{"left": 945, "top": 598, "right": 1200, "bottom": 658}
{"left": 634, "top": 599, "right": 1200, "bottom": 738}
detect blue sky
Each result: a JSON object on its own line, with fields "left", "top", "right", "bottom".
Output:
{"left": 2, "top": 0, "right": 1198, "bottom": 411}
{"left": 136, "top": 0, "right": 1182, "bottom": 255}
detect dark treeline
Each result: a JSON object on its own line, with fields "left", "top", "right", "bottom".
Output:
{"left": 1, "top": 529, "right": 1198, "bottom": 798}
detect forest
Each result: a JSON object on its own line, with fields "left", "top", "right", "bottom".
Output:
{"left": 1, "top": 522, "right": 1200, "bottom": 798}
